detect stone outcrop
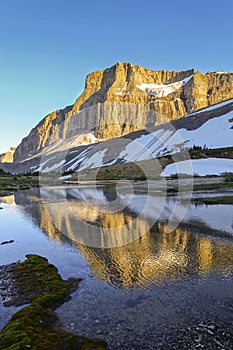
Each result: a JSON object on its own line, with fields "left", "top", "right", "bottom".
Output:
{"left": 13, "top": 62, "right": 233, "bottom": 162}
{"left": 0, "top": 147, "right": 15, "bottom": 163}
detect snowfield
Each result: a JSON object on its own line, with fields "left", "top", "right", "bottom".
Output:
{"left": 178, "top": 111, "right": 233, "bottom": 149}
{"left": 161, "top": 158, "right": 233, "bottom": 177}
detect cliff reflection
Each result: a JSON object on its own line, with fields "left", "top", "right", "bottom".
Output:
{"left": 13, "top": 188, "right": 233, "bottom": 288}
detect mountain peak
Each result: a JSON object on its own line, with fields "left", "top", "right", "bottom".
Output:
{"left": 13, "top": 64, "right": 233, "bottom": 163}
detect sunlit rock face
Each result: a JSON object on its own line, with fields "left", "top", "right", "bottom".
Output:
{"left": 13, "top": 62, "right": 233, "bottom": 162}
{"left": 0, "top": 195, "right": 15, "bottom": 205}
{"left": 0, "top": 147, "right": 15, "bottom": 163}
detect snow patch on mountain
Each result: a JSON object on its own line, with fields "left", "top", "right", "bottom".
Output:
{"left": 76, "top": 149, "right": 107, "bottom": 171}
{"left": 112, "top": 128, "right": 182, "bottom": 164}
{"left": 161, "top": 158, "right": 233, "bottom": 177}
{"left": 178, "top": 111, "right": 233, "bottom": 149}
{"left": 136, "top": 75, "right": 193, "bottom": 97}
{"left": 115, "top": 83, "right": 128, "bottom": 95}
{"left": 46, "top": 133, "right": 99, "bottom": 155}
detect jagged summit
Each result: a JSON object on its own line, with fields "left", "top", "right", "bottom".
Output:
{"left": 12, "top": 62, "right": 233, "bottom": 163}
{"left": 70, "top": 62, "right": 194, "bottom": 113}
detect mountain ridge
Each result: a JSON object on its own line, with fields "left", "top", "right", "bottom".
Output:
{"left": 12, "top": 62, "right": 233, "bottom": 163}
{"left": 1, "top": 97, "right": 232, "bottom": 175}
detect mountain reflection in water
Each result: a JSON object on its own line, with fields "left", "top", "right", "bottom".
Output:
{"left": 13, "top": 186, "right": 233, "bottom": 288}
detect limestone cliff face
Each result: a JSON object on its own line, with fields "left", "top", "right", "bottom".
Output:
{"left": 184, "top": 71, "right": 233, "bottom": 112}
{"left": 14, "top": 62, "right": 233, "bottom": 162}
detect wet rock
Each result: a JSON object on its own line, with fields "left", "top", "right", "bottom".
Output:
{"left": 207, "top": 324, "right": 217, "bottom": 332}
{"left": 153, "top": 321, "right": 233, "bottom": 350}
{"left": 0, "top": 240, "right": 14, "bottom": 245}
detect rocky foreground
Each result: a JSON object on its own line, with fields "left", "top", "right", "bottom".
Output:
{"left": 1, "top": 254, "right": 233, "bottom": 349}
{"left": 0, "top": 255, "right": 107, "bottom": 350}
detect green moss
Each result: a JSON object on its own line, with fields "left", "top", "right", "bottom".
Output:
{"left": 0, "top": 255, "right": 107, "bottom": 350}
{"left": 0, "top": 303, "right": 107, "bottom": 349}
{"left": 7, "top": 255, "right": 72, "bottom": 308}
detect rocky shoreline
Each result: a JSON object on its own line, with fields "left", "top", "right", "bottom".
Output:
{"left": 156, "top": 322, "right": 233, "bottom": 350}
{"left": 0, "top": 262, "right": 18, "bottom": 307}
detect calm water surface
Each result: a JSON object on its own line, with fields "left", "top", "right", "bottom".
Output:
{"left": 0, "top": 184, "right": 233, "bottom": 349}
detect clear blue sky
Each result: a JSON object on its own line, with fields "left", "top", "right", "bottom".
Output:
{"left": 0, "top": 0, "right": 233, "bottom": 153}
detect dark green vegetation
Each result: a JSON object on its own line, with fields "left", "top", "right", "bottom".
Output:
{"left": 0, "top": 170, "right": 39, "bottom": 197}
{"left": 0, "top": 255, "right": 107, "bottom": 350}
{"left": 222, "top": 172, "right": 233, "bottom": 182}
{"left": 193, "top": 196, "right": 233, "bottom": 205}
{"left": 188, "top": 146, "right": 233, "bottom": 159}
{"left": 159, "top": 147, "right": 233, "bottom": 165}
{"left": 193, "top": 181, "right": 233, "bottom": 191}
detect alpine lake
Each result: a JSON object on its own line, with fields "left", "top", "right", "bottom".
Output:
{"left": 0, "top": 180, "right": 233, "bottom": 350}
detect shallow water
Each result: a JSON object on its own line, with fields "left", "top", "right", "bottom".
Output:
{"left": 0, "top": 184, "right": 233, "bottom": 349}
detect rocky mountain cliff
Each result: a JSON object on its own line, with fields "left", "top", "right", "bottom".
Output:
{"left": 0, "top": 147, "right": 15, "bottom": 163}
{"left": 13, "top": 62, "right": 233, "bottom": 162}
{"left": 2, "top": 97, "right": 232, "bottom": 175}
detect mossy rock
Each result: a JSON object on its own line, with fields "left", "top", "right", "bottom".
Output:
{"left": 0, "top": 255, "right": 107, "bottom": 350}
{"left": 0, "top": 303, "right": 107, "bottom": 349}
{"left": 5, "top": 255, "right": 81, "bottom": 308}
